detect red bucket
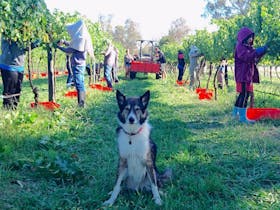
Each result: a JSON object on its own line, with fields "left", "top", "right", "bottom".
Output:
{"left": 101, "top": 86, "right": 113, "bottom": 91}
{"left": 64, "top": 90, "right": 78, "bottom": 97}
{"left": 30, "top": 101, "right": 60, "bottom": 111}
{"left": 247, "top": 108, "right": 280, "bottom": 120}
{"left": 196, "top": 88, "right": 206, "bottom": 94}
{"left": 90, "top": 84, "right": 103, "bottom": 90}
{"left": 197, "top": 88, "right": 213, "bottom": 100}
{"left": 176, "top": 80, "right": 185, "bottom": 86}
{"left": 40, "top": 72, "right": 47, "bottom": 77}
{"left": 198, "top": 91, "right": 213, "bottom": 100}
{"left": 90, "top": 84, "right": 113, "bottom": 91}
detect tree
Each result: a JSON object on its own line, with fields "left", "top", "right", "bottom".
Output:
{"left": 97, "top": 16, "right": 141, "bottom": 55}
{"left": 211, "top": 0, "right": 280, "bottom": 62}
{"left": 0, "top": 0, "right": 50, "bottom": 104}
{"left": 167, "top": 17, "right": 191, "bottom": 43}
{"left": 203, "top": 0, "right": 251, "bottom": 19}
{"left": 98, "top": 14, "right": 114, "bottom": 35}
{"left": 247, "top": 0, "right": 280, "bottom": 60}
{"left": 123, "top": 19, "right": 142, "bottom": 52}
{"left": 113, "top": 25, "right": 126, "bottom": 46}
{"left": 0, "top": 0, "right": 49, "bottom": 45}
{"left": 159, "top": 35, "right": 173, "bottom": 46}
{"left": 159, "top": 0, "right": 279, "bottom": 66}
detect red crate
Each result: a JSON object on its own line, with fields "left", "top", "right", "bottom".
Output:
{"left": 198, "top": 92, "right": 213, "bottom": 100}
{"left": 90, "top": 84, "right": 113, "bottom": 92}
{"left": 40, "top": 72, "right": 47, "bottom": 77}
{"left": 196, "top": 88, "right": 206, "bottom": 94}
{"left": 30, "top": 101, "right": 60, "bottom": 111}
{"left": 247, "top": 108, "right": 280, "bottom": 120}
{"left": 64, "top": 90, "right": 78, "bottom": 97}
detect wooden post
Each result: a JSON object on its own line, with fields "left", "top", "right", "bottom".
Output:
{"left": 269, "top": 66, "right": 272, "bottom": 83}
{"left": 206, "top": 62, "right": 213, "bottom": 90}
{"left": 27, "top": 44, "right": 39, "bottom": 105}
{"left": 47, "top": 45, "right": 56, "bottom": 102}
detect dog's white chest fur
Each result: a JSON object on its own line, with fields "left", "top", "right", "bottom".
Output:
{"left": 118, "top": 124, "right": 150, "bottom": 189}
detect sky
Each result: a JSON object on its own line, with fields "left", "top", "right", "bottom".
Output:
{"left": 45, "top": 0, "right": 217, "bottom": 40}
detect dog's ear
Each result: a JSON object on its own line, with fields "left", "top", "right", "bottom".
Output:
{"left": 116, "top": 90, "right": 126, "bottom": 109}
{"left": 140, "top": 90, "right": 150, "bottom": 109}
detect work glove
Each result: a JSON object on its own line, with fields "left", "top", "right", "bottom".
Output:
{"left": 255, "top": 46, "right": 268, "bottom": 55}
{"left": 31, "top": 39, "right": 41, "bottom": 48}
{"left": 56, "top": 39, "right": 65, "bottom": 46}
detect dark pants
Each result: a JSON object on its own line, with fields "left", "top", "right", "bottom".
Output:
{"left": 104, "top": 64, "right": 113, "bottom": 88}
{"left": 1, "top": 69, "right": 23, "bottom": 109}
{"left": 71, "top": 65, "right": 86, "bottom": 107}
{"left": 224, "top": 67, "right": 228, "bottom": 87}
{"left": 177, "top": 65, "right": 184, "bottom": 81}
{"left": 66, "top": 55, "right": 73, "bottom": 85}
{"left": 234, "top": 82, "right": 251, "bottom": 108}
{"left": 72, "top": 65, "right": 85, "bottom": 92}
{"left": 112, "top": 67, "right": 119, "bottom": 82}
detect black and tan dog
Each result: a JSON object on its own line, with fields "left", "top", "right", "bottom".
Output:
{"left": 103, "top": 90, "right": 171, "bottom": 206}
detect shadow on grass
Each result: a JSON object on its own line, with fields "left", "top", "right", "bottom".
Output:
{"left": 0, "top": 73, "right": 279, "bottom": 209}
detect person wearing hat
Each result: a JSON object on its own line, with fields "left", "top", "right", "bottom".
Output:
{"left": 57, "top": 20, "right": 94, "bottom": 107}
{"left": 188, "top": 45, "right": 203, "bottom": 90}
{"left": 177, "top": 50, "right": 186, "bottom": 82}
{"left": 233, "top": 27, "right": 268, "bottom": 123}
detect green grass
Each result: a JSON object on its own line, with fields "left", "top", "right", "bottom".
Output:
{"left": 0, "top": 69, "right": 279, "bottom": 209}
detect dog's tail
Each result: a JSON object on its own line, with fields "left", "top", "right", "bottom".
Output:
{"left": 157, "top": 168, "right": 172, "bottom": 187}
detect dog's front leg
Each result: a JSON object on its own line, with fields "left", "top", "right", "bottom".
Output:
{"left": 103, "top": 158, "right": 127, "bottom": 206}
{"left": 146, "top": 160, "right": 162, "bottom": 205}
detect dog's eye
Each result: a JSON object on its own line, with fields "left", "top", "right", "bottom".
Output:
{"left": 124, "top": 107, "right": 130, "bottom": 111}
{"left": 135, "top": 107, "right": 140, "bottom": 111}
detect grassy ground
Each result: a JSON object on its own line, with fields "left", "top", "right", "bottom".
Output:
{"left": 0, "top": 69, "right": 279, "bottom": 209}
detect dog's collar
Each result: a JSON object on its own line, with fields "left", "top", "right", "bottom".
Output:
{"left": 122, "top": 126, "right": 143, "bottom": 136}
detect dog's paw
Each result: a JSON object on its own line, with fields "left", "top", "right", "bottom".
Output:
{"left": 102, "top": 199, "right": 114, "bottom": 206}
{"left": 154, "top": 198, "right": 163, "bottom": 206}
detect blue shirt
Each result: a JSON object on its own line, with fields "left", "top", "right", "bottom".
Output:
{"left": 0, "top": 63, "right": 24, "bottom": 72}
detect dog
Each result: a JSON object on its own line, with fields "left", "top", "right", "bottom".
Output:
{"left": 103, "top": 90, "right": 171, "bottom": 206}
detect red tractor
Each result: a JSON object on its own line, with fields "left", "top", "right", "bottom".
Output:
{"left": 130, "top": 40, "right": 165, "bottom": 79}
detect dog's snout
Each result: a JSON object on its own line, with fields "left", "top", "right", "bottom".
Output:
{"left": 129, "top": 117, "right": 135, "bottom": 124}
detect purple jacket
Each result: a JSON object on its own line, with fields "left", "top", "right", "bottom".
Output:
{"left": 234, "top": 27, "right": 264, "bottom": 83}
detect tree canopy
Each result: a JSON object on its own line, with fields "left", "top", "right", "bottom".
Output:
{"left": 203, "top": 0, "right": 251, "bottom": 19}
{"left": 0, "top": 0, "right": 279, "bottom": 67}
